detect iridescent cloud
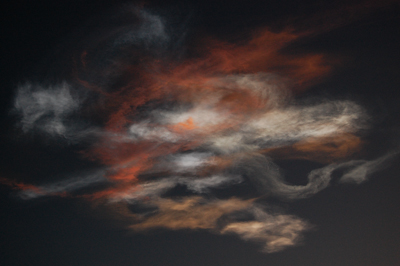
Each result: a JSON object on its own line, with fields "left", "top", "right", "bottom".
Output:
{"left": 4, "top": 6, "right": 397, "bottom": 253}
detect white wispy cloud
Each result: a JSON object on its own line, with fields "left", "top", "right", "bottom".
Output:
{"left": 15, "top": 82, "right": 80, "bottom": 136}
{"left": 114, "top": 9, "right": 170, "bottom": 48}
{"left": 338, "top": 152, "right": 399, "bottom": 184}
{"left": 18, "top": 171, "right": 107, "bottom": 199}
{"left": 110, "top": 174, "right": 242, "bottom": 202}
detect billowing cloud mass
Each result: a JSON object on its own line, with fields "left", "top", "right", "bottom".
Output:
{"left": 3, "top": 6, "right": 397, "bottom": 253}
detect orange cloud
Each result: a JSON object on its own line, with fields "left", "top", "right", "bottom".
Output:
{"left": 265, "top": 133, "right": 363, "bottom": 163}
{"left": 129, "top": 197, "right": 253, "bottom": 231}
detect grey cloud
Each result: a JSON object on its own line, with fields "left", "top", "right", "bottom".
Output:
{"left": 19, "top": 171, "right": 107, "bottom": 199}
{"left": 14, "top": 82, "right": 80, "bottom": 136}
{"left": 237, "top": 154, "right": 331, "bottom": 200}
{"left": 111, "top": 174, "right": 242, "bottom": 202}
{"left": 339, "top": 152, "right": 399, "bottom": 184}
{"left": 129, "top": 122, "right": 179, "bottom": 142}
{"left": 13, "top": 82, "right": 106, "bottom": 143}
{"left": 113, "top": 178, "right": 177, "bottom": 202}
{"left": 115, "top": 9, "right": 169, "bottom": 48}
{"left": 238, "top": 152, "right": 398, "bottom": 200}
{"left": 180, "top": 175, "right": 243, "bottom": 193}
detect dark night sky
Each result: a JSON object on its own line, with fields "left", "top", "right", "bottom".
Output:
{"left": 1, "top": 1, "right": 400, "bottom": 265}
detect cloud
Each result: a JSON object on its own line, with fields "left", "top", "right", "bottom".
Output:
{"left": 4, "top": 5, "right": 398, "bottom": 254}
{"left": 109, "top": 174, "right": 242, "bottom": 202}
{"left": 114, "top": 9, "right": 170, "bottom": 49}
{"left": 14, "top": 82, "right": 80, "bottom": 136}
{"left": 169, "top": 152, "right": 212, "bottom": 172}
{"left": 181, "top": 175, "right": 242, "bottom": 193}
{"left": 236, "top": 154, "right": 332, "bottom": 200}
{"left": 17, "top": 171, "right": 107, "bottom": 199}
{"left": 207, "top": 99, "right": 366, "bottom": 154}
{"left": 129, "top": 197, "right": 252, "bottom": 230}
{"left": 338, "top": 152, "right": 399, "bottom": 184}
{"left": 129, "top": 121, "right": 180, "bottom": 142}
{"left": 221, "top": 206, "right": 309, "bottom": 253}
{"left": 125, "top": 197, "right": 309, "bottom": 253}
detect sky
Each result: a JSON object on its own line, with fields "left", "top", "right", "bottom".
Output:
{"left": 1, "top": 0, "right": 400, "bottom": 265}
